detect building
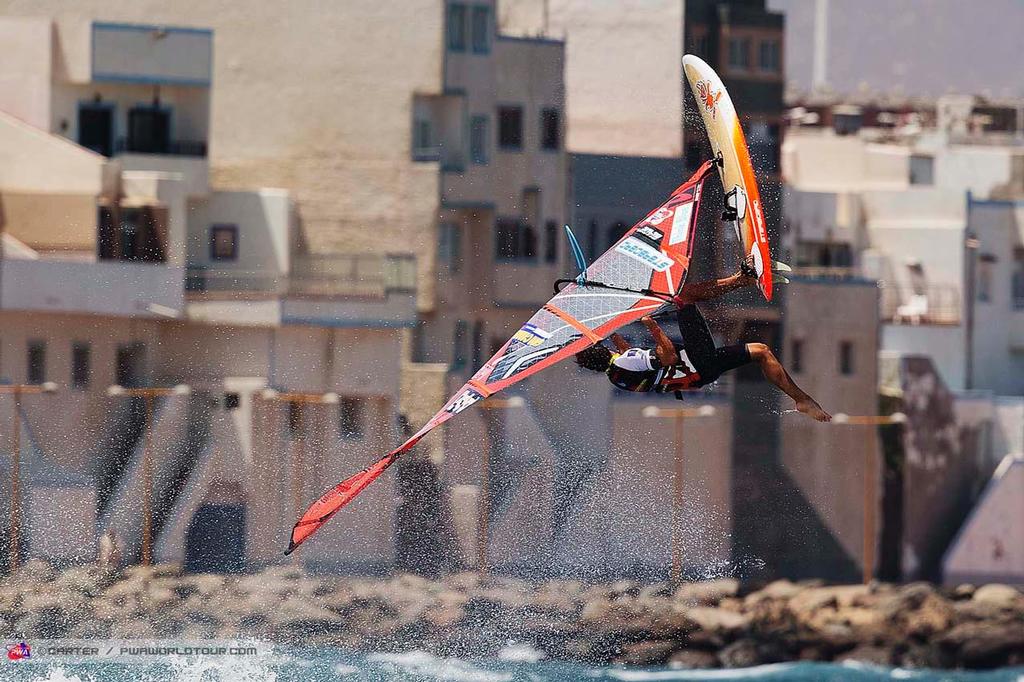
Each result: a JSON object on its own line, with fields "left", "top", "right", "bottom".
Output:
{"left": 0, "top": 15, "right": 416, "bottom": 573}
{"left": 783, "top": 93, "right": 1024, "bottom": 580}
{"left": 943, "top": 453, "right": 1024, "bottom": 586}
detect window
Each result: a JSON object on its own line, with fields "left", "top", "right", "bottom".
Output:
{"left": 115, "top": 343, "right": 145, "bottom": 388}
{"left": 453, "top": 320, "right": 469, "bottom": 369}
{"left": 541, "top": 108, "right": 561, "bottom": 150}
{"left": 27, "top": 340, "right": 46, "bottom": 384}
{"left": 99, "top": 207, "right": 165, "bottom": 263}
{"left": 498, "top": 106, "right": 523, "bottom": 150}
{"left": 839, "top": 341, "right": 854, "bottom": 376}
{"left": 447, "top": 3, "right": 467, "bottom": 52}
{"left": 587, "top": 219, "right": 599, "bottom": 261}
{"left": 544, "top": 220, "right": 559, "bottom": 263}
{"left": 471, "top": 5, "right": 491, "bottom": 54}
{"left": 413, "top": 117, "right": 434, "bottom": 160}
{"left": 1012, "top": 248, "right": 1024, "bottom": 310}
{"left": 71, "top": 342, "right": 91, "bottom": 389}
{"left": 78, "top": 102, "right": 114, "bottom": 157}
{"left": 127, "top": 105, "right": 170, "bottom": 154}
{"left": 209, "top": 224, "right": 238, "bottom": 261}
{"left": 340, "top": 397, "right": 364, "bottom": 439}
{"left": 495, "top": 218, "right": 536, "bottom": 261}
{"left": 910, "top": 155, "right": 934, "bottom": 185}
{"left": 470, "top": 115, "right": 489, "bottom": 164}
{"left": 438, "top": 221, "right": 462, "bottom": 273}
{"left": 728, "top": 37, "right": 751, "bottom": 71}
{"left": 758, "top": 39, "right": 780, "bottom": 73}
{"left": 790, "top": 339, "right": 803, "bottom": 374}
{"left": 288, "top": 402, "right": 304, "bottom": 434}
{"left": 978, "top": 255, "right": 995, "bottom": 303}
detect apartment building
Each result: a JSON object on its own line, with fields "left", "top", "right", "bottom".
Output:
{"left": 0, "top": 15, "right": 415, "bottom": 573}
{"left": 783, "top": 94, "right": 1024, "bottom": 580}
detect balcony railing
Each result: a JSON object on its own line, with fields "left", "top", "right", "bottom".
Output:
{"left": 185, "top": 253, "right": 416, "bottom": 299}
{"left": 116, "top": 137, "right": 207, "bottom": 157}
{"left": 880, "top": 283, "right": 961, "bottom": 326}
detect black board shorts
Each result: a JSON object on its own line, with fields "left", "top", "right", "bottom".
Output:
{"left": 675, "top": 304, "right": 752, "bottom": 387}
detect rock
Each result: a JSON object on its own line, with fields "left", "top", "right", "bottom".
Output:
{"left": 953, "top": 584, "right": 976, "bottom": 600}
{"left": 17, "top": 559, "right": 57, "bottom": 584}
{"left": 972, "top": 584, "right": 1022, "bottom": 609}
{"left": 788, "top": 588, "right": 837, "bottom": 615}
{"left": 686, "top": 607, "right": 751, "bottom": 635}
{"left": 614, "top": 640, "right": 677, "bottom": 666}
{"left": 674, "top": 579, "right": 739, "bottom": 606}
{"left": 668, "top": 648, "right": 719, "bottom": 669}
{"left": 745, "top": 580, "right": 802, "bottom": 605}
{"left": 838, "top": 645, "right": 893, "bottom": 666}
{"left": 902, "top": 593, "right": 953, "bottom": 638}
{"left": 443, "top": 571, "right": 481, "bottom": 592}
{"left": 956, "top": 625, "right": 1024, "bottom": 668}
{"left": 718, "top": 638, "right": 778, "bottom": 668}
{"left": 15, "top": 606, "right": 82, "bottom": 638}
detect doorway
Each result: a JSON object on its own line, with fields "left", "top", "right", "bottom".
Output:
{"left": 78, "top": 102, "right": 114, "bottom": 157}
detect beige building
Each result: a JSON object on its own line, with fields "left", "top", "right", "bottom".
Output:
{"left": 0, "top": 14, "right": 416, "bottom": 573}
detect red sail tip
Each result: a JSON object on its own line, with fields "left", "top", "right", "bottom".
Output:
{"left": 284, "top": 450, "right": 401, "bottom": 555}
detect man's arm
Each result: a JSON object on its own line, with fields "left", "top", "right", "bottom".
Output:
{"left": 609, "top": 333, "right": 630, "bottom": 353}
{"left": 674, "top": 270, "right": 757, "bottom": 305}
{"left": 641, "top": 316, "right": 678, "bottom": 367}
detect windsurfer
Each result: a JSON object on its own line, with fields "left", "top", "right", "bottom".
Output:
{"left": 574, "top": 266, "right": 832, "bottom": 422}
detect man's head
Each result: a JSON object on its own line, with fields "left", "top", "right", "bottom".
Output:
{"left": 575, "top": 345, "right": 613, "bottom": 372}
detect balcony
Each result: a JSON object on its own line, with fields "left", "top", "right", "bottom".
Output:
{"left": 117, "top": 137, "right": 206, "bottom": 157}
{"left": 186, "top": 254, "right": 415, "bottom": 299}
{"left": 0, "top": 258, "right": 184, "bottom": 318}
{"left": 881, "top": 283, "right": 961, "bottom": 326}
{"left": 185, "top": 254, "right": 417, "bottom": 328}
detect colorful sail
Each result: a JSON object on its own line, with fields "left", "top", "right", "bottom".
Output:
{"left": 286, "top": 160, "right": 716, "bottom": 555}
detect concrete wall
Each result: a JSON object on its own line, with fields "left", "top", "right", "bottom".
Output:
{"left": 780, "top": 278, "right": 881, "bottom": 571}
{"left": 968, "top": 200, "right": 1024, "bottom": 396}
{"left": 500, "top": 0, "right": 684, "bottom": 158}
{"left": 188, "top": 189, "right": 291, "bottom": 276}
{"left": 943, "top": 454, "right": 1024, "bottom": 586}
{"left": 0, "top": 16, "right": 52, "bottom": 128}
{"left": 782, "top": 131, "right": 910, "bottom": 192}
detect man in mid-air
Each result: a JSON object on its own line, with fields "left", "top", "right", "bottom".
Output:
{"left": 574, "top": 265, "right": 832, "bottom": 422}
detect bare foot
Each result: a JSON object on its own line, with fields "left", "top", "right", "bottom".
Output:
{"left": 796, "top": 399, "right": 832, "bottom": 422}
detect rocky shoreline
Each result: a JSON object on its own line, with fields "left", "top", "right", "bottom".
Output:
{"left": 2, "top": 561, "right": 1022, "bottom": 670}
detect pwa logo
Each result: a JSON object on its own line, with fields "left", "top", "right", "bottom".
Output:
{"left": 6, "top": 641, "right": 31, "bottom": 661}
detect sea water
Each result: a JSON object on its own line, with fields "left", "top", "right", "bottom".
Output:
{"left": 3, "top": 646, "right": 1023, "bottom": 682}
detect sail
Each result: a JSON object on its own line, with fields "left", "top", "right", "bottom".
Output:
{"left": 286, "top": 160, "right": 715, "bottom": 554}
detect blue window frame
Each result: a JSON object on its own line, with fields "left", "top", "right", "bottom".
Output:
{"left": 497, "top": 106, "right": 523, "bottom": 151}
{"left": 470, "top": 115, "right": 489, "bottom": 164}
{"left": 448, "top": 3, "right": 467, "bottom": 52}
{"left": 209, "top": 224, "right": 238, "bottom": 261}
{"left": 471, "top": 5, "right": 491, "bottom": 54}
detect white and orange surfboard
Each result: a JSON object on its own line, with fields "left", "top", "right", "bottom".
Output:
{"left": 683, "top": 54, "right": 773, "bottom": 301}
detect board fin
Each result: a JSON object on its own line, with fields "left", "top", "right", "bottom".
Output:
{"left": 564, "top": 224, "right": 589, "bottom": 285}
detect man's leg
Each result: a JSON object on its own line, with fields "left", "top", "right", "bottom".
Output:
{"left": 747, "top": 343, "right": 832, "bottom": 422}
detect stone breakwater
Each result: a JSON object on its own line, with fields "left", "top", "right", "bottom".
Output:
{"left": 1, "top": 561, "right": 1022, "bottom": 670}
